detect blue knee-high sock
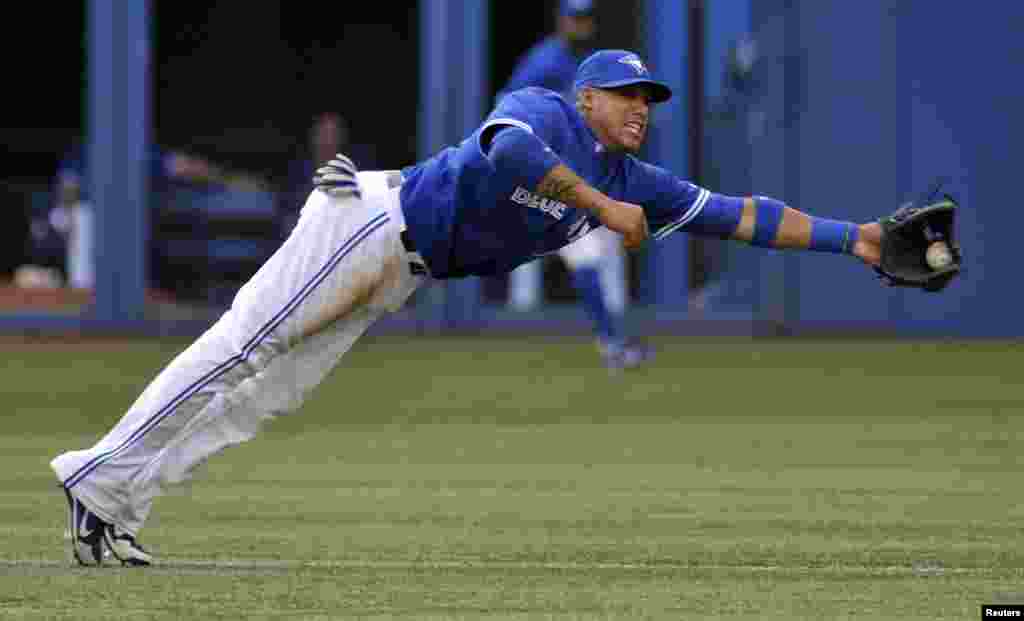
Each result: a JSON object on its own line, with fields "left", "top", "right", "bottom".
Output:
{"left": 571, "top": 266, "right": 621, "bottom": 344}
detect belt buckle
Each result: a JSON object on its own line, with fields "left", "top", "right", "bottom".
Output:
{"left": 399, "top": 228, "right": 427, "bottom": 276}
{"left": 400, "top": 229, "right": 416, "bottom": 253}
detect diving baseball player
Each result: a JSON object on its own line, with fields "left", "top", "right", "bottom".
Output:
{"left": 499, "top": 0, "right": 649, "bottom": 370}
{"left": 52, "top": 50, "right": 900, "bottom": 566}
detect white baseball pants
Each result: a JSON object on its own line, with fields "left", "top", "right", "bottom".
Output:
{"left": 51, "top": 172, "right": 427, "bottom": 535}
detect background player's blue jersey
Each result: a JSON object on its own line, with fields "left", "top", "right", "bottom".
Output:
{"left": 400, "top": 88, "right": 711, "bottom": 280}
{"left": 499, "top": 36, "right": 580, "bottom": 100}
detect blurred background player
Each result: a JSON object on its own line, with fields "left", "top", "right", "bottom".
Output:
{"left": 499, "top": 0, "right": 596, "bottom": 99}
{"left": 26, "top": 139, "right": 271, "bottom": 296}
{"left": 27, "top": 140, "right": 228, "bottom": 291}
{"left": 500, "top": 0, "right": 650, "bottom": 371}
{"left": 277, "top": 112, "right": 377, "bottom": 237}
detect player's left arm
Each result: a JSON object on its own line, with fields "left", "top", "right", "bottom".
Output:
{"left": 728, "top": 196, "right": 882, "bottom": 266}
{"left": 655, "top": 165, "right": 959, "bottom": 291}
{"left": 638, "top": 163, "right": 881, "bottom": 265}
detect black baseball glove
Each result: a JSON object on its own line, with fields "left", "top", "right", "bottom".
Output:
{"left": 875, "top": 194, "right": 962, "bottom": 292}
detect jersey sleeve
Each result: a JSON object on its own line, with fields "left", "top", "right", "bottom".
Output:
{"left": 479, "top": 88, "right": 565, "bottom": 149}
{"left": 626, "top": 160, "right": 744, "bottom": 241}
{"left": 499, "top": 40, "right": 574, "bottom": 98}
{"left": 502, "top": 50, "right": 557, "bottom": 95}
{"left": 626, "top": 160, "right": 711, "bottom": 239}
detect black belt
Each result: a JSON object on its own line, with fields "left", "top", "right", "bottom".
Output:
{"left": 389, "top": 171, "right": 417, "bottom": 254}
{"left": 403, "top": 231, "right": 427, "bottom": 276}
{"left": 400, "top": 229, "right": 417, "bottom": 253}
{"left": 387, "top": 171, "right": 426, "bottom": 275}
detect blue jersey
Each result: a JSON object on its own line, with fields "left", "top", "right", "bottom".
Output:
{"left": 499, "top": 36, "right": 581, "bottom": 100}
{"left": 400, "top": 88, "right": 712, "bottom": 280}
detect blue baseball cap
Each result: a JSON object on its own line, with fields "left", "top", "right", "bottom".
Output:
{"left": 573, "top": 49, "right": 673, "bottom": 103}
{"left": 560, "top": 0, "right": 595, "bottom": 17}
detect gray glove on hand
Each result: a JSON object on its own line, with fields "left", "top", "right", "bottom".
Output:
{"left": 313, "top": 154, "right": 361, "bottom": 198}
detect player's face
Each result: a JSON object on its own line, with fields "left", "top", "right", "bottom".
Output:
{"left": 584, "top": 86, "right": 652, "bottom": 153}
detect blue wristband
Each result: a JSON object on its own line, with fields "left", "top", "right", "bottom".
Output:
{"left": 809, "top": 218, "right": 859, "bottom": 254}
{"left": 751, "top": 196, "right": 785, "bottom": 247}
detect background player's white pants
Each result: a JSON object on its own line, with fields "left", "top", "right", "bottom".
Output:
{"left": 507, "top": 227, "right": 627, "bottom": 314}
{"left": 50, "top": 173, "right": 426, "bottom": 536}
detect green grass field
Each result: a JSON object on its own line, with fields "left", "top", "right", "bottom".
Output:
{"left": 2, "top": 336, "right": 1022, "bottom": 619}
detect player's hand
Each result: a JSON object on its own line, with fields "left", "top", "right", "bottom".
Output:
{"left": 852, "top": 222, "right": 882, "bottom": 267}
{"left": 596, "top": 200, "right": 648, "bottom": 250}
{"left": 313, "top": 154, "right": 361, "bottom": 199}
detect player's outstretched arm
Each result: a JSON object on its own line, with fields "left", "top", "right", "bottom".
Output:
{"left": 733, "top": 197, "right": 882, "bottom": 266}
{"left": 700, "top": 195, "right": 882, "bottom": 266}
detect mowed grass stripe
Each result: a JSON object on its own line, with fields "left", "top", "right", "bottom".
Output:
{"left": 2, "top": 558, "right": 1023, "bottom": 575}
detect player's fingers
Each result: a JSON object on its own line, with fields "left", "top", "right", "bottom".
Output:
{"left": 628, "top": 211, "right": 648, "bottom": 243}
{"left": 313, "top": 168, "right": 362, "bottom": 198}
{"left": 326, "top": 160, "right": 357, "bottom": 177}
{"left": 314, "top": 173, "right": 356, "bottom": 190}
{"left": 853, "top": 238, "right": 881, "bottom": 266}
{"left": 316, "top": 161, "right": 357, "bottom": 182}
{"left": 313, "top": 160, "right": 357, "bottom": 186}
{"left": 329, "top": 154, "right": 357, "bottom": 174}
{"left": 320, "top": 186, "right": 362, "bottom": 199}
{"left": 332, "top": 153, "right": 355, "bottom": 167}
{"left": 860, "top": 222, "right": 882, "bottom": 245}
{"left": 623, "top": 226, "right": 644, "bottom": 250}
{"left": 314, "top": 165, "right": 356, "bottom": 181}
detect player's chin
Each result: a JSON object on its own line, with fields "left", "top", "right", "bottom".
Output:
{"left": 618, "top": 136, "right": 644, "bottom": 154}
{"left": 617, "top": 130, "right": 645, "bottom": 153}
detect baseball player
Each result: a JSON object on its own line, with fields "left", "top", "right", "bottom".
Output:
{"left": 52, "top": 49, "right": 898, "bottom": 566}
{"left": 499, "top": 0, "right": 649, "bottom": 370}
{"left": 500, "top": 0, "right": 596, "bottom": 100}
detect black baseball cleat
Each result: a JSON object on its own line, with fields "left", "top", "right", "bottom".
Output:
{"left": 63, "top": 488, "right": 107, "bottom": 566}
{"left": 104, "top": 524, "right": 153, "bottom": 566}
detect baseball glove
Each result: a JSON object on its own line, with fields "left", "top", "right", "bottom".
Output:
{"left": 875, "top": 194, "right": 962, "bottom": 292}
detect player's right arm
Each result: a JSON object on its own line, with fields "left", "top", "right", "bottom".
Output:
{"left": 483, "top": 124, "right": 649, "bottom": 248}
{"left": 536, "top": 164, "right": 648, "bottom": 249}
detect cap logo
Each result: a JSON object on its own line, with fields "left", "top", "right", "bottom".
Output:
{"left": 618, "top": 55, "right": 648, "bottom": 75}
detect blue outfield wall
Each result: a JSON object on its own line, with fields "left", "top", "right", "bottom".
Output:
{"left": 642, "top": 0, "right": 690, "bottom": 309}
{"left": 89, "top": 0, "right": 149, "bottom": 322}
{"left": 5, "top": 2, "right": 1020, "bottom": 338}
{"left": 743, "top": 2, "right": 1023, "bottom": 336}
